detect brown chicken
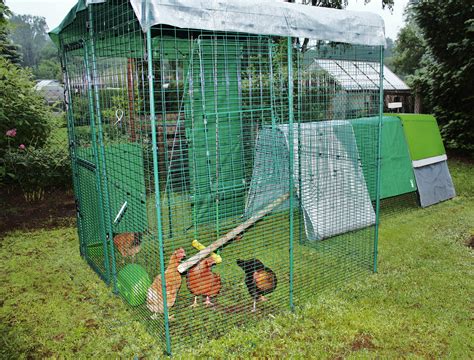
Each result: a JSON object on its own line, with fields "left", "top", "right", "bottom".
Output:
{"left": 147, "top": 248, "right": 186, "bottom": 317}
{"left": 186, "top": 257, "right": 221, "bottom": 307}
{"left": 113, "top": 232, "right": 142, "bottom": 262}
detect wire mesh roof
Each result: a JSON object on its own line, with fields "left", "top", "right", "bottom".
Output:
{"left": 312, "top": 59, "right": 409, "bottom": 91}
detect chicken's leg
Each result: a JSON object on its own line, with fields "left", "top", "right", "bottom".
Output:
{"left": 204, "top": 296, "right": 214, "bottom": 306}
{"left": 252, "top": 299, "right": 257, "bottom": 312}
{"left": 190, "top": 296, "right": 199, "bottom": 308}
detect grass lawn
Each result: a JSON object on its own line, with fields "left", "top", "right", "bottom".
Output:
{"left": 1, "top": 159, "right": 473, "bottom": 358}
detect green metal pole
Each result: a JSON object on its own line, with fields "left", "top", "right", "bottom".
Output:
{"left": 87, "top": 6, "right": 118, "bottom": 292}
{"left": 146, "top": 29, "right": 172, "bottom": 355}
{"left": 158, "top": 40, "right": 174, "bottom": 239}
{"left": 60, "top": 39, "right": 85, "bottom": 257}
{"left": 373, "top": 45, "right": 384, "bottom": 273}
{"left": 287, "top": 37, "right": 295, "bottom": 312}
{"left": 83, "top": 41, "right": 111, "bottom": 284}
{"left": 296, "top": 43, "right": 303, "bottom": 246}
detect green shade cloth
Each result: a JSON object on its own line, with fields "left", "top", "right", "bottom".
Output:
{"left": 350, "top": 116, "right": 417, "bottom": 200}
{"left": 391, "top": 114, "right": 446, "bottom": 161}
{"left": 49, "top": 0, "right": 88, "bottom": 46}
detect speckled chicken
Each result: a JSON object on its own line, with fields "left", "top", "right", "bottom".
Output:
{"left": 186, "top": 257, "right": 221, "bottom": 307}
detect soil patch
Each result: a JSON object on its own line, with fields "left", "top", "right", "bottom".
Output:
{"left": 467, "top": 235, "right": 474, "bottom": 249}
{"left": 351, "top": 333, "right": 376, "bottom": 352}
{"left": 0, "top": 188, "right": 76, "bottom": 236}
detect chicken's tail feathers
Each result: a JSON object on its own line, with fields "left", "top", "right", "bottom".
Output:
{"left": 146, "top": 287, "right": 164, "bottom": 314}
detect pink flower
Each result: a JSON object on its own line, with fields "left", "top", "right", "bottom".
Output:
{"left": 19, "top": 144, "right": 26, "bottom": 150}
{"left": 6, "top": 128, "right": 17, "bottom": 137}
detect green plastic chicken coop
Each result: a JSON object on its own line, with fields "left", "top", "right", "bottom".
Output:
{"left": 52, "top": 0, "right": 387, "bottom": 354}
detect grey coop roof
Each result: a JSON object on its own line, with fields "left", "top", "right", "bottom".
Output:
{"left": 51, "top": 0, "right": 386, "bottom": 47}
{"left": 311, "top": 59, "right": 410, "bottom": 91}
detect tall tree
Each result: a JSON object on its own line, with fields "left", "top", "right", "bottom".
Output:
{"left": 413, "top": 0, "right": 473, "bottom": 152}
{"left": 0, "top": 0, "right": 21, "bottom": 65}
{"left": 392, "top": 23, "right": 425, "bottom": 76}
{"left": 9, "top": 14, "right": 50, "bottom": 68}
{"left": 8, "top": 13, "right": 61, "bottom": 80}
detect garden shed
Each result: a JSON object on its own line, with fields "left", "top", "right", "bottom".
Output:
{"left": 52, "top": 0, "right": 386, "bottom": 354}
{"left": 310, "top": 59, "right": 412, "bottom": 116}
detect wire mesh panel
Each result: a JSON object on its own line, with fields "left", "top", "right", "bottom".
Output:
{"left": 292, "top": 43, "right": 382, "bottom": 304}
{"left": 56, "top": 0, "right": 384, "bottom": 355}
{"left": 60, "top": 11, "right": 113, "bottom": 282}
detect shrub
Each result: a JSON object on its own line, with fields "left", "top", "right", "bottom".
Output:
{"left": 1, "top": 113, "right": 71, "bottom": 201}
{"left": 0, "top": 57, "right": 51, "bottom": 156}
{"left": 3, "top": 143, "right": 71, "bottom": 201}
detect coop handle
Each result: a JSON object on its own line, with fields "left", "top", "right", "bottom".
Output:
{"left": 113, "top": 201, "right": 128, "bottom": 225}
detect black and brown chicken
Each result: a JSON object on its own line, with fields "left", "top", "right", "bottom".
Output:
{"left": 236, "top": 259, "right": 277, "bottom": 312}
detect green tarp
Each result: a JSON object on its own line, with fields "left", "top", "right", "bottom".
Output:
{"left": 350, "top": 116, "right": 417, "bottom": 200}
{"left": 392, "top": 114, "right": 446, "bottom": 161}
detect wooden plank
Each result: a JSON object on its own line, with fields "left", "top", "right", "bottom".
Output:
{"left": 177, "top": 192, "right": 289, "bottom": 273}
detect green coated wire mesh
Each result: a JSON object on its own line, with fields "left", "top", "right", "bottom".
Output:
{"left": 57, "top": 1, "right": 384, "bottom": 354}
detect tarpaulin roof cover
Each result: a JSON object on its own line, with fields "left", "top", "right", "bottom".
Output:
{"left": 350, "top": 116, "right": 416, "bottom": 200}
{"left": 394, "top": 114, "right": 446, "bottom": 161}
{"left": 50, "top": 0, "right": 386, "bottom": 47}
{"left": 246, "top": 121, "right": 375, "bottom": 241}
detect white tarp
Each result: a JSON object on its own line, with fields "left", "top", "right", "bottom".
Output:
{"left": 246, "top": 121, "right": 376, "bottom": 241}
{"left": 128, "top": 0, "right": 386, "bottom": 47}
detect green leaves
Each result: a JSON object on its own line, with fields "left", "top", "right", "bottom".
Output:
{"left": 393, "top": 0, "right": 474, "bottom": 153}
{"left": 0, "top": 58, "right": 51, "bottom": 154}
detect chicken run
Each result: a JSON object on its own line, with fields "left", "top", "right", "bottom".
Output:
{"left": 52, "top": 0, "right": 387, "bottom": 354}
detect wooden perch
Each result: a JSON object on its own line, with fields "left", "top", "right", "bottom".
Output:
{"left": 178, "top": 192, "right": 290, "bottom": 274}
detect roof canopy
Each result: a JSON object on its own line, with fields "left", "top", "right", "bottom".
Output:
{"left": 50, "top": 0, "right": 385, "bottom": 47}
{"left": 313, "top": 59, "right": 409, "bottom": 91}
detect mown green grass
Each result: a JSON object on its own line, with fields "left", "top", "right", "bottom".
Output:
{"left": 1, "top": 159, "right": 472, "bottom": 358}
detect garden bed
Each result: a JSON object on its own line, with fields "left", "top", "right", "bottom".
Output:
{"left": 0, "top": 188, "right": 75, "bottom": 236}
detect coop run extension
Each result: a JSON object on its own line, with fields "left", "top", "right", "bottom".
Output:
{"left": 52, "top": 0, "right": 386, "bottom": 354}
